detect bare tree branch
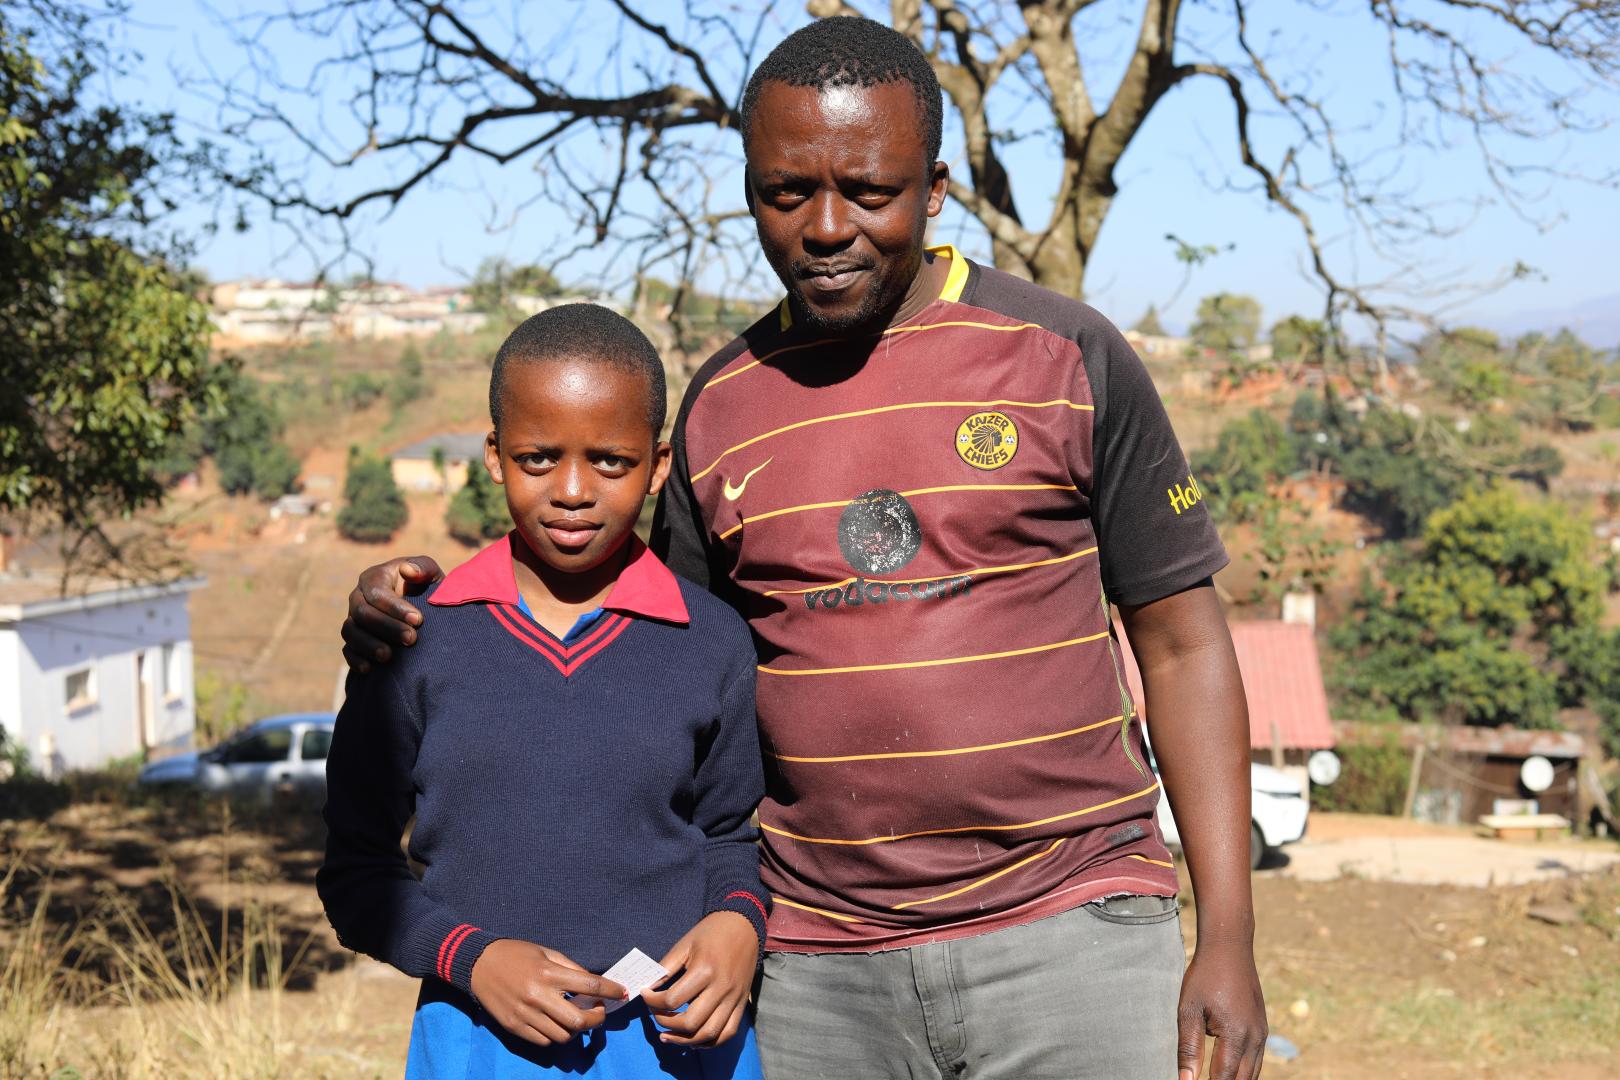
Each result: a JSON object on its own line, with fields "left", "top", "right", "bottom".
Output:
{"left": 190, "top": 0, "right": 1620, "bottom": 368}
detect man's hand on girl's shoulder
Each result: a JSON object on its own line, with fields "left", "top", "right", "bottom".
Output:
{"left": 641, "top": 912, "right": 758, "bottom": 1049}
{"left": 469, "top": 939, "right": 627, "bottom": 1047}
{"left": 341, "top": 556, "right": 443, "bottom": 672}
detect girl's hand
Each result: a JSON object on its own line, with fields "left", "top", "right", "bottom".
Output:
{"left": 469, "top": 939, "right": 627, "bottom": 1047}
{"left": 641, "top": 912, "right": 758, "bottom": 1048}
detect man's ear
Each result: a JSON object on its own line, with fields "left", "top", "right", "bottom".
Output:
{"left": 926, "top": 160, "right": 950, "bottom": 217}
{"left": 483, "top": 431, "right": 504, "bottom": 485}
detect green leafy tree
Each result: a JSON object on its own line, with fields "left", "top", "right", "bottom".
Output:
{"left": 1333, "top": 487, "right": 1611, "bottom": 729}
{"left": 337, "top": 447, "right": 407, "bottom": 542}
{"left": 446, "top": 461, "right": 509, "bottom": 546}
{"left": 187, "top": 362, "right": 302, "bottom": 500}
{"left": 1269, "top": 316, "right": 1327, "bottom": 367}
{"left": 389, "top": 341, "right": 426, "bottom": 408}
{"left": 1419, "top": 327, "right": 1511, "bottom": 408}
{"left": 1249, "top": 496, "right": 1343, "bottom": 603}
{"left": 1, "top": 13, "right": 214, "bottom": 563}
{"left": 338, "top": 372, "right": 385, "bottom": 409}
{"left": 1188, "top": 293, "right": 1261, "bottom": 358}
{"left": 1515, "top": 328, "right": 1605, "bottom": 431}
{"left": 1131, "top": 305, "right": 1167, "bottom": 337}
{"left": 468, "top": 258, "right": 561, "bottom": 314}
{"left": 1191, "top": 410, "right": 1297, "bottom": 523}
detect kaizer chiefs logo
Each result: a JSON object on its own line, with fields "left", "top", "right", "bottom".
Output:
{"left": 956, "top": 411, "right": 1018, "bottom": 470}
{"left": 837, "top": 489, "right": 922, "bottom": 575}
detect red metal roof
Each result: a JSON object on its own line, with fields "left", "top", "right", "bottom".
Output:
{"left": 1116, "top": 620, "right": 1335, "bottom": 751}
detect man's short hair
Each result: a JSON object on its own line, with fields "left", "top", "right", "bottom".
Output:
{"left": 489, "top": 303, "right": 666, "bottom": 437}
{"left": 740, "top": 16, "right": 943, "bottom": 166}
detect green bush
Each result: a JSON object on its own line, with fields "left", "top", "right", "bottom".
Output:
{"left": 389, "top": 343, "right": 426, "bottom": 409}
{"left": 446, "top": 462, "right": 509, "bottom": 545}
{"left": 338, "top": 373, "right": 385, "bottom": 409}
{"left": 337, "top": 447, "right": 407, "bottom": 542}
{"left": 1332, "top": 486, "right": 1610, "bottom": 729}
{"left": 1312, "top": 734, "right": 1412, "bottom": 815}
{"left": 200, "top": 362, "right": 303, "bottom": 500}
{"left": 1191, "top": 409, "right": 1297, "bottom": 522}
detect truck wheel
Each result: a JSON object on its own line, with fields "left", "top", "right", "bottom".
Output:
{"left": 1250, "top": 823, "right": 1265, "bottom": 870}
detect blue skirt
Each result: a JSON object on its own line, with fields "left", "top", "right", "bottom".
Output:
{"left": 404, "top": 982, "right": 763, "bottom": 1080}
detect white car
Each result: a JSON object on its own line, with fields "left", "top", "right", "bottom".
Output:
{"left": 1153, "top": 760, "right": 1309, "bottom": 870}
{"left": 136, "top": 712, "right": 335, "bottom": 809}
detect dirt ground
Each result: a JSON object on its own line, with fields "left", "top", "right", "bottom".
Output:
{"left": 1272, "top": 813, "right": 1620, "bottom": 887}
{"left": 5, "top": 804, "right": 1617, "bottom": 1078}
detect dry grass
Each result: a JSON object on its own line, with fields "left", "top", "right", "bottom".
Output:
{"left": 0, "top": 846, "right": 384, "bottom": 1079}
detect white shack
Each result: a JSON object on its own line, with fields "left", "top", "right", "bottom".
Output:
{"left": 0, "top": 574, "right": 206, "bottom": 775}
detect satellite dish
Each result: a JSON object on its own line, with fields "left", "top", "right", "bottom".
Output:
{"left": 1307, "top": 750, "right": 1342, "bottom": 787}
{"left": 1520, "top": 755, "right": 1555, "bottom": 794}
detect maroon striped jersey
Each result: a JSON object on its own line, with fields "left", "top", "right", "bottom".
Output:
{"left": 652, "top": 249, "right": 1228, "bottom": 952}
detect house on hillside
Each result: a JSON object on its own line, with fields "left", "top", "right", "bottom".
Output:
{"left": 389, "top": 432, "right": 489, "bottom": 494}
{"left": 1117, "top": 618, "right": 1336, "bottom": 798}
{"left": 1334, "top": 719, "right": 1595, "bottom": 826}
{"left": 0, "top": 574, "right": 206, "bottom": 776}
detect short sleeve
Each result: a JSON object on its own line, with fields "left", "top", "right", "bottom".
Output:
{"left": 1082, "top": 319, "right": 1228, "bottom": 606}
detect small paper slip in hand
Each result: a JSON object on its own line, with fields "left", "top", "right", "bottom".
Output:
{"left": 576, "top": 948, "right": 669, "bottom": 1014}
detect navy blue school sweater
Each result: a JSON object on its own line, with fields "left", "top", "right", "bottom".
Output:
{"left": 318, "top": 534, "right": 769, "bottom": 995}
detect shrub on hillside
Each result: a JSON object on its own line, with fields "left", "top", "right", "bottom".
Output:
{"left": 389, "top": 343, "right": 426, "bottom": 409}
{"left": 338, "top": 373, "right": 385, "bottom": 409}
{"left": 1311, "top": 734, "right": 1412, "bottom": 815}
{"left": 337, "top": 448, "right": 407, "bottom": 542}
{"left": 1331, "top": 486, "right": 1612, "bottom": 729}
{"left": 446, "top": 462, "right": 508, "bottom": 545}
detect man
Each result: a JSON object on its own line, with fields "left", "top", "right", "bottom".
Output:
{"left": 343, "top": 17, "right": 1266, "bottom": 1080}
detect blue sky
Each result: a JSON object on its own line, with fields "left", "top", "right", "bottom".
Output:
{"left": 107, "top": 1, "right": 1620, "bottom": 341}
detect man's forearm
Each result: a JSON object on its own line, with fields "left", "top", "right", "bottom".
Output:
{"left": 1143, "top": 642, "right": 1254, "bottom": 945}
{"left": 1118, "top": 585, "right": 1254, "bottom": 944}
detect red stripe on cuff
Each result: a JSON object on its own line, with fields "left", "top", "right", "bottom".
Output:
{"left": 724, "top": 891, "right": 768, "bottom": 924}
{"left": 437, "top": 924, "right": 477, "bottom": 981}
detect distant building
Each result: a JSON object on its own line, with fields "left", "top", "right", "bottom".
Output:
{"left": 0, "top": 574, "right": 206, "bottom": 775}
{"left": 1335, "top": 719, "right": 1592, "bottom": 826}
{"left": 1122, "top": 330, "right": 1191, "bottom": 361}
{"left": 1118, "top": 619, "right": 1336, "bottom": 796}
{"left": 390, "top": 432, "right": 489, "bottom": 493}
{"left": 209, "top": 278, "right": 490, "bottom": 343}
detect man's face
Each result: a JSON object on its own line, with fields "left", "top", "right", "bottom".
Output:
{"left": 745, "top": 80, "right": 947, "bottom": 337}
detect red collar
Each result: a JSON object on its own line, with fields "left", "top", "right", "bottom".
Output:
{"left": 428, "top": 531, "right": 689, "bottom": 625}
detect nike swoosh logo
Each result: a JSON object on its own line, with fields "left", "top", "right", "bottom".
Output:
{"left": 723, "top": 458, "right": 774, "bottom": 501}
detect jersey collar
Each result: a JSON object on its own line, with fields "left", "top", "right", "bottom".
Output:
{"left": 776, "top": 243, "right": 970, "bottom": 331}
{"left": 428, "top": 531, "right": 689, "bottom": 625}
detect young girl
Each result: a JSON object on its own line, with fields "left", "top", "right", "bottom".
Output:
{"left": 319, "top": 304, "right": 767, "bottom": 1079}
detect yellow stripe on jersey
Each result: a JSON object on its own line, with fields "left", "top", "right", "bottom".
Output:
{"left": 691, "top": 399, "right": 1094, "bottom": 484}
{"left": 718, "top": 482, "right": 1077, "bottom": 542}
{"left": 774, "top": 714, "right": 1122, "bottom": 764}
{"left": 1126, "top": 853, "right": 1176, "bottom": 869}
{"left": 937, "top": 242, "right": 970, "bottom": 302}
{"left": 771, "top": 896, "right": 867, "bottom": 924}
{"left": 760, "top": 545, "right": 1098, "bottom": 598}
{"left": 892, "top": 838, "right": 1067, "bottom": 911}
{"left": 758, "top": 629, "right": 1109, "bottom": 677}
{"left": 759, "top": 781, "right": 1162, "bottom": 846}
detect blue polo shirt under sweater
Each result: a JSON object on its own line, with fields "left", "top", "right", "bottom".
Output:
{"left": 319, "top": 533, "right": 768, "bottom": 1078}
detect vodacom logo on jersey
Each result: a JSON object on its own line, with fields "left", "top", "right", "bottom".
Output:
{"left": 722, "top": 457, "right": 773, "bottom": 501}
